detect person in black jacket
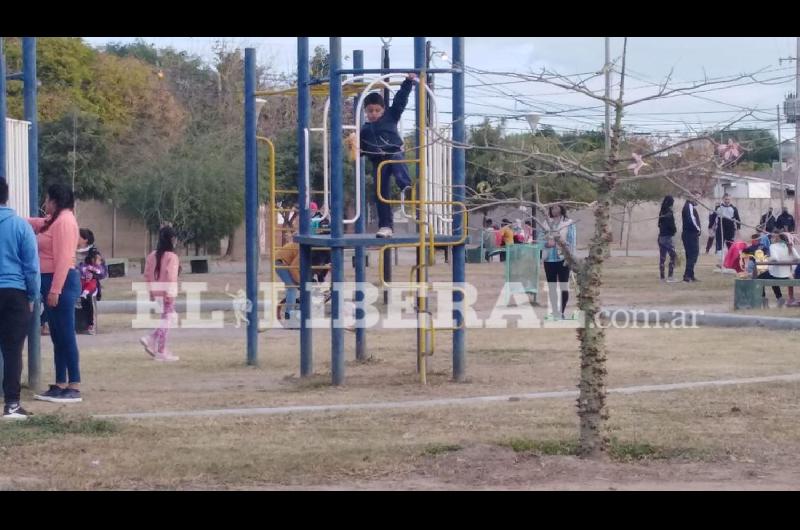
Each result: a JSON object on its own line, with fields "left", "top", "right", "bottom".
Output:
{"left": 681, "top": 194, "right": 702, "bottom": 282}
{"left": 705, "top": 203, "right": 719, "bottom": 254}
{"left": 657, "top": 196, "right": 679, "bottom": 282}
{"left": 775, "top": 206, "right": 796, "bottom": 233}
{"left": 358, "top": 73, "right": 417, "bottom": 238}
{"left": 759, "top": 207, "right": 777, "bottom": 233}
{"left": 713, "top": 193, "right": 741, "bottom": 250}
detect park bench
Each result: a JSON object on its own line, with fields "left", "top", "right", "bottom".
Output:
{"left": 734, "top": 260, "right": 800, "bottom": 310}
{"left": 466, "top": 230, "right": 496, "bottom": 263}
{"left": 105, "top": 258, "right": 128, "bottom": 278}
{"left": 184, "top": 256, "right": 211, "bottom": 274}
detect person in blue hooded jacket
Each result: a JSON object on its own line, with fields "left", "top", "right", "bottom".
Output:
{"left": 358, "top": 73, "right": 416, "bottom": 238}
{"left": 0, "top": 179, "right": 40, "bottom": 420}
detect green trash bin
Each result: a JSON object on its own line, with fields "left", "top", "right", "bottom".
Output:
{"left": 504, "top": 243, "right": 542, "bottom": 305}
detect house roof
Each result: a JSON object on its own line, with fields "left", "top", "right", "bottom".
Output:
{"left": 715, "top": 170, "right": 796, "bottom": 191}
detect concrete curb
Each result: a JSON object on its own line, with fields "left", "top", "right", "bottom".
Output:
{"left": 602, "top": 308, "right": 800, "bottom": 331}
{"left": 95, "top": 372, "right": 800, "bottom": 420}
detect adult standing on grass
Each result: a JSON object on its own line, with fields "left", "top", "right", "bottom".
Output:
{"left": 76, "top": 228, "right": 107, "bottom": 335}
{"left": 543, "top": 204, "right": 576, "bottom": 320}
{"left": 713, "top": 193, "right": 741, "bottom": 251}
{"left": 681, "top": 194, "right": 702, "bottom": 283}
{"left": 0, "top": 179, "right": 40, "bottom": 419}
{"left": 26, "top": 184, "right": 83, "bottom": 404}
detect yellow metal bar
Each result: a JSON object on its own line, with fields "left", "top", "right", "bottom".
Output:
{"left": 259, "top": 135, "right": 279, "bottom": 330}
{"left": 256, "top": 82, "right": 404, "bottom": 99}
{"left": 274, "top": 265, "right": 330, "bottom": 270}
{"left": 417, "top": 74, "right": 428, "bottom": 385}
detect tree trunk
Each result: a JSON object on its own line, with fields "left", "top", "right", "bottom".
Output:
{"left": 625, "top": 204, "right": 634, "bottom": 257}
{"left": 618, "top": 206, "right": 626, "bottom": 247}
{"left": 576, "top": 183, "right": 611, "bottom": 458}
{"left": 225, "top": 229, "right": 235, "bottom": 258}
{"left": 576, "top": 37, "right": 629, "bottom": 458}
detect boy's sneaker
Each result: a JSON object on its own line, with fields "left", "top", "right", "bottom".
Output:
{"left": 86, "top": 325, "right": 96, "bottom": 336}
{"left": 376, "top": 227, "right": 393, "bottom": 238}
{"left": 139, "top": 336, "right": 157, "bottom": 358}
{"left": 53, "top": 388, "right": 82, "bottom": 403}
{"left": 34, "top": 385, "right": 66, "bottom": 402}
{"left": 155, "top": 351, "right": 180, "bottom": 362}
{"left": 2, "top": 403, "right": 31, "bottom": 420}
{"left": 666, "top": 277, "right": 679, "bottom": 283}
{"left": 777, "top": 298, "right": 786, "bottom": 308}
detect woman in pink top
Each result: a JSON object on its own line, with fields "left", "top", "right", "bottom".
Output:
{"left": 27, "top": 184, "right": 83, "bottom": 404}
{"left": 140, "top": 226, "right": 181, "bottom": 361}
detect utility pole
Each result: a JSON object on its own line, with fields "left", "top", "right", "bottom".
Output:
{"left": 604, "top": 37, "right": 611, "bottom": 158}
{"left": 72, "top": 109, "right": 78, "bottom": 215}
{"left": 778, "top": 105, "right": 784, "bottom": 209}
{"left": 779, "top": 37, "right": 800, "bottom": 225}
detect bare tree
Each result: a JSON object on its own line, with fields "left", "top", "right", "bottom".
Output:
{"left": 451, "top": 38, "right": 764, "bottom": 458}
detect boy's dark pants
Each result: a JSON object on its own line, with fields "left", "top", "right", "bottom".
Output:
{"left": 373, "top": 153, "right": 412, "bottom": 229}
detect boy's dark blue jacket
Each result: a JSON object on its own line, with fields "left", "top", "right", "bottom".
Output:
{"left": 359, "top": 78, "right": 413, "bottom": 162}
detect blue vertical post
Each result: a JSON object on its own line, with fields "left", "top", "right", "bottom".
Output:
{"left": 414, "top": 37, "right": 426, "bottom": 372}
{"left": 297, "top": 37, "right": 314, "bottom": 377}
{"left": 381, "top": 43, "right": 392, "bottom": 306}
{"left": 0, "top": 38, "right": 5, "bottom": 391}
{"left": 451, "top": 37, "right": 466, "bottom": 381}
{"left": 1, "top": 37, "right": 6, "bottom": 180}
{"left": 353, "top": 49, "right": 368, "bottom": 362}
{"left": 329, "top": 37, "right": 345, "bottom": 385}
{"left": 244, "top": 48, "right": 259, "bottom": 366}
{"left": 23, "top": 37, "right": 40, "bottom": 390}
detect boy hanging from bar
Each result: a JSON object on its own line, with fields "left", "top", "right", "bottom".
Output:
{"left": 349, "top": 73, "right": 417, "bottom": 238}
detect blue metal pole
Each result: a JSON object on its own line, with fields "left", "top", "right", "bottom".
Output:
{"left": 244, "top": 48, "right": 259, "bottom": 366}
{"left": 23, "top": 37, "right": 40, "bottom": 390}
{"left": 381, "top": 44, "right": 392, "bottom": 306}
{"left": 451, "top": 37, "right": 466, "bottom": 382}
{"left": 0, "top": 37, "right": 5, "bottom": 391}
{"left": 329, "top": 37, "right": 345, "bottom": 385}
{"left": 1, "top": 38, "right": 7, "bottom": 181}
{"left": 23, "top": 38, "right": 37, "bottom": 217}
{"left": 297, "top": 37, "right": 314, "bottom": 377}
{"left": 414, "top": 37, "right": 426, "bottom": 373}
{"left": 353, "top": 49, "right": 368, "bottom": 362}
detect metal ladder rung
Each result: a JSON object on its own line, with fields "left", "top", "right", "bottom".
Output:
{"left": 274, "top": 189, "right": 327, "bottom": 195}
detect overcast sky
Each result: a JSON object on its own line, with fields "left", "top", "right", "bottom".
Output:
{"left": 83, "top": 37, "right": 800, "bottom": 140}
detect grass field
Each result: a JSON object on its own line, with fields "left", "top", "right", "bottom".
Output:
{"left": 2, "top": 254, "right": 799, "bottom": 490}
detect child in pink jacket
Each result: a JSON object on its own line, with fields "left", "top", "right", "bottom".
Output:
{"left": 140, "top": 226, "right": 181, "bottom": 361}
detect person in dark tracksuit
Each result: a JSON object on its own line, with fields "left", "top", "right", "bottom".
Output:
{"left": 657, "top": 195, "right": 678, "bottom": 282}
{"left": 713, "top": 193, "right": 741, "bottom": 251}
{"left": 705, "top": 203, "right": 719, "bottom": 254}
{"left": 357, "top": 73, "right": 417, "bottom": 238}
{"left": 681, "top": 195, "right": 702, "bottom": 282}
{"left": 776, "top": 206, "right": 796, "bottom": 233}
{"left": 0, "top": 179, "right": 40, "bottom": 420}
